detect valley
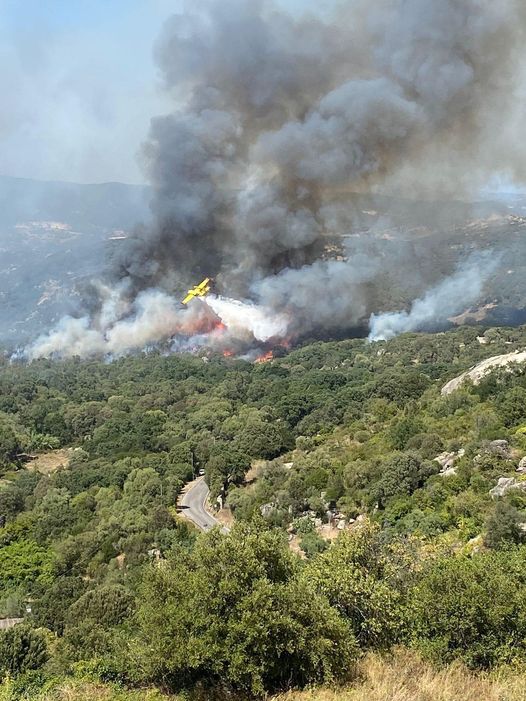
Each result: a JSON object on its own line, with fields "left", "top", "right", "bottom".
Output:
{"left": 1, "top": 324, "right": 526, "bottom": 697}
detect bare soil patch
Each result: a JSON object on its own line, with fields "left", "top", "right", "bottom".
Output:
{"left": 27, "top": 448, "right": 72, "bottom": 474}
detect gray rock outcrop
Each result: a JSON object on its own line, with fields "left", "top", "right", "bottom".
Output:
{"left": 488, "top": 439, "right": 512, "bottom": 459}
{"left": 490, "top": 477, "right": 526, "bottom": 499}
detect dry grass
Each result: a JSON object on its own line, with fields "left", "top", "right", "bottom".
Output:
{"left": 4, "top": 651, "right": 526, "bottom": 701}
{"left": 0, "top": 680, "right": 170, "bottom": 701}
{"left": 275, "top": 650, "right": 526, "bottom": 701}
{"left": 243, "top": 460, "right": 265, "bottom": 486}
{"left": 213, "top": 506, "right": 235, "bottom": 528}
{"left": 28, "top": 449, "right": 71, "bottom": 474}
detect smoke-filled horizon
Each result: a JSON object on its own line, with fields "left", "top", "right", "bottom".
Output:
{"left": 27, "top": 0, "right": 526, "bottom": 359}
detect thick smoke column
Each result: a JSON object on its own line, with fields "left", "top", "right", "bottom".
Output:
{"left": 120, "top": 0, "right": 526, "bottom": 296}
{"left": 27, "top": 0, "right": 526, "bottom": 358}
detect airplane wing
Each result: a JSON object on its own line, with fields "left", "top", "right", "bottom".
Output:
{"left": 182, "top": 291, "right": 196, "bottom": 305}
{"left": 196, "top": 278, "right": 210, "bottom": 292}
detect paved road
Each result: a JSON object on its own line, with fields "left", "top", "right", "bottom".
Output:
{"left": 179, "top": 477, "right": 229, "bottom": 533}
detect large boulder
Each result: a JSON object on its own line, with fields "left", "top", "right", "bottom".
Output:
{"left": 490, "top": 477, "right": 526, "bottom": 499}
{"left": 260, "top": 502, "right": 276, "bottom": 517}
{"left": 435, "top": 451, "right": 456, "bottom": 470}
{"left": 488, "top": 440, "right": 512, "bottom": 459}
{"left": 517, "top": 456, "right": 526, "bottom": 473}
{"left": 434, "top": 448, "right": 465, "bottom": 476}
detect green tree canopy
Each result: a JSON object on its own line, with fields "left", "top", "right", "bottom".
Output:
{"left": 133, "top": 522, "right": 356, "bottom": 695}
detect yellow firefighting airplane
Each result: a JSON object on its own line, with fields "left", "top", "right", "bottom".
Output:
{"left": 181, "top": 278, "right": 212, "bottom": 305}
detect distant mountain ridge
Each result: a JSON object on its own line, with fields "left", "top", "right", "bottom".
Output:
{"left": 0, "top": 175, "right": 151, "bottom": 228}
{"left": 0, "top": 176, "right": 151, "bottom": 346}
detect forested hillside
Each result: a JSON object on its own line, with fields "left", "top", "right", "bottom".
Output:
{"left": 1, "top": 324, "right": 526, "bottom": 698}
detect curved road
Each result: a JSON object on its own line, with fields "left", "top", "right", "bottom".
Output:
{"left": 179, "top": 477, "right": 229, "bottom": 533}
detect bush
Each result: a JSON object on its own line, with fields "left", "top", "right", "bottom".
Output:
{"left": 34, "top": 576, "right": 87, "bottom": 634}
{"left": 299, "top": 531, "right": 328, "bottom": 558}
{"left": 0, "top": 540, "right": 54, "bottom": 589}
{"left": 68, "top": 584, "right": 135, "bottom": 627}
{"left": 0, "top": 624, "right": 48, "bottom": 676}
{"left": 303, "top": 523, "right": 410, "bottom": 650}
{"left": 133, "top": 522, "right": 357, "bottom": 695}
{"left": 292, "top": 516, "right": 316, "bottom": 536}
{"left": 354, "top": 430, "right": 371, "bottom": 443}
{"left": 412, "top": 548, "right": 526, "bottom": 668}
{"left": 484, "top": 501, "right": 526, "bottom": 550}
{"left": 406, "top": 433, "right": 445, "bottom": 459}
{"left": 388, "top": 417, "right": 424, "bottom": 450}
{"left": 375, "top": 453, "right": 436, "bottom": 507}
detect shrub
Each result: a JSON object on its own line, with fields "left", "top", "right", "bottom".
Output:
{"left": 133, "top": 522, "right": 357, "bottom": 695}
{"left": 0, "top": 540, "right": 54, "bottom": 589}
{"left": 375, "top": 453, "right": 436, "bottom": 507}
{"left": 388, "top": 417, "right": 424, "bottom": 450}
{"left": 484, "top": 501, "right": 526, "bottom": 550}
{"left": 299, "top": 531, "right": 328, "bottom": 558}
{"left": 412, "top": 548, "right": 526, "bottom": 668}
{"left": 0, "top": 624, "right": 48, "bottom": 676}
{"left": 303, "top": 523, "right": 410, "bottom": 650}
{"left": 67, "top": 585, "right": 135, "bottom": 627}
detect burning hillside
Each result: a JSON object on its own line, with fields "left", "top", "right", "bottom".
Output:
{"left": 27, "top": 289, "right": 292, "bottom": 360}
{"left": 24, "top": 0, "right": 526, "bottom": 360}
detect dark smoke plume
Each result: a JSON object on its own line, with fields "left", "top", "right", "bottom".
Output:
{"left": 29, "top": 0, "right": 526, "bottom": 358}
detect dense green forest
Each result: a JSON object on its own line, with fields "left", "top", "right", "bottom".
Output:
{"left": 1, "top": 324, "right": 526, "bottom": 698}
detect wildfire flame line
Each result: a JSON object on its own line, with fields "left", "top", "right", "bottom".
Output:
{"left": 254, "top": 350, "right": 274, "bottom": 364}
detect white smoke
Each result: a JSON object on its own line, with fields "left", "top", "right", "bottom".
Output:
{"left": 205, "top": 294, "right": 289, "bottom": 342}
{"left": 368, "top": 253, "right": 499, "bottom": 341}
{"left": 26, "top": 250, "right": 499, "bottom": 359}
{"left": 27, "top": 289, "right": 209, "bottom": 360}
{"left": 253, "top": 253, "right": 382, "bottom": 335}
{"left": 27, "top": 316, "right": 108, "bottom": 360}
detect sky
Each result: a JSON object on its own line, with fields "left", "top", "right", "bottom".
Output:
{"left": 0, "top": 0, "right": 332, "bottom": 185}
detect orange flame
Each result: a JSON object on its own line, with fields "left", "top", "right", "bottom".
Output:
{"left": 254, "top": 350, "right": 274, "bottom": 364}
{"left": 176, "top": 311, "right": 227, "bottom": 338}
{"left": 222, "top": 349, "right": 234, "bottom": 357}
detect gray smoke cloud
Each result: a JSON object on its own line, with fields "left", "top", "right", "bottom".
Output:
{"left": 368, "top": 253, "right": 499, "bottom": 342}
{"left": 27, "top": 0, "right": 526, "bottom": 358}
{"left": 253, "top": 252, "right": 382, "bottom": 336}
{"left": 122, "top": 0, "right": 526, "bottom": 294}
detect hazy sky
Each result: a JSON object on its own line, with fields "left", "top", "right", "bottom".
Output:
{"left": 0, "top": 0, "right": 332, "bottom": 185}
